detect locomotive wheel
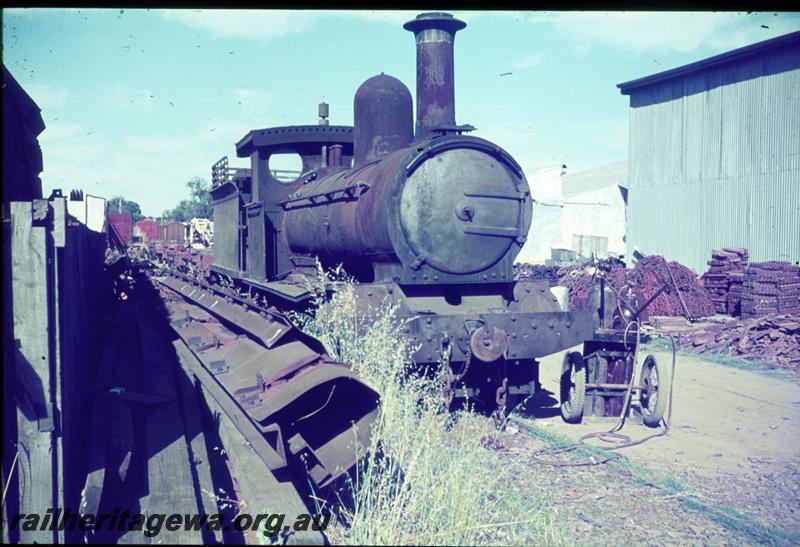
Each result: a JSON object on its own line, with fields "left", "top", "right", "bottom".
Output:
{"left": 560, "top": 351, "right": 586, "bottom": 424}
{"left": 639, "top": 354, "right": 668, "bottom": 428}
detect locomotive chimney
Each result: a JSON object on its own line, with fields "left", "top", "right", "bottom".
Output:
{"left": 403, "top": 12, "right": 466, "bottom": 137}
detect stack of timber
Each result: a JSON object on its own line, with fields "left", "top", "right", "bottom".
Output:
{"left": 701, "top": 247, "right": 748, "bottom": 316}
{"left": 676, "top": 314, "right": 800, "bottom": 372}
{"left": 741, "top": 261, "right": 800, "bottom": 318}
{"left": 648, "top": 316, "right": 691, "bottom": 332}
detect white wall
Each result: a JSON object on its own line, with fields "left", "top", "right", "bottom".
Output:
{"left": 67, "top": 194, "right": 107, "bottom": 233}
{"left": 516, "top": 165, "right": 566, "bottom": 264}
{"left": 562, "top": 185, "right": 626, "bottom": 258}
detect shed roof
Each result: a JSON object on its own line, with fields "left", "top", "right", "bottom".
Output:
{"left": 562, "top": 160, "right": 627, "bottom": 197}
{"left": 617, "top": 30, "right": 800, "bottom": 95}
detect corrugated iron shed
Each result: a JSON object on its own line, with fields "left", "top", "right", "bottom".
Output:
{"left": 618, "top": 30, "right": 800, "bottom": 273}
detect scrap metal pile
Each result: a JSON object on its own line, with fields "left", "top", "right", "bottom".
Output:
{"left": 675, "top": 314, "right": 800, "bottom": 372}
{"left": 623, "top": 256, "right": 716, "bottom": 318}
{"left": 701, "top": 247, "right": 748, "bottom": 316}
{"left": 545, "top": 256, "right": 714, "bottom": 318}
{"left": 155, "top": 272, "right": 379, "bottom": 489}
{"left": 554, "top": 265, "right": 612, "bottom": 311}
{"left": 150, "top": 242, "right": 213, "bottom": 277}
{"left": 512, "top": 263, "right": 560, "bottom": 285}
{"left": 517, "top": 251, "right": 800, "bottom": 371}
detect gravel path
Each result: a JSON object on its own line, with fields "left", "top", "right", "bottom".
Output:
{"left": 489, "top": 346, "right": 800, "bottom": 545}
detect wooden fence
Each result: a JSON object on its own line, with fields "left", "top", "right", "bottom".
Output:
{"left": 2, "top": 197, "right": 106, "bottom": 543}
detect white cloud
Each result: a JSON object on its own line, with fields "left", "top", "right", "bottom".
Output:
{"left": 123, "top": 135, "right": 194, "bottom": 154}
{"left": 39, "top": 132, "right": 205, "bottom": 217}
{"left": 24, "top": 83, "right": 71, "bottom": 109}
{"left": 157, "top": 9, "right": 319, "bottom": 41}
{"left": 522, "top": 11, "right": 800, "bottom": 54}
{"left": 329, "top": 10, "right": 419, "bottom": 24}
{"left": 157, "top": 9, "right": 434, "bottom": 41}
{"left": 39, "top": 123, "right": 83, "bottom": 141}
{"left": 154, "top": 9, "right": 800, "bottom": 56}
{"left": 100, "top": 85, "right": 157, "bottom": 112}
{"left": 512, "top": 51, "right": 545, "bottom": 70}
{"left": 232, "top": 87, "right": 270, "bottom": 118}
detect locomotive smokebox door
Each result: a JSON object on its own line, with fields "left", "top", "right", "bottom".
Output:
{"left": 399, "top": 145, "right": 528, "bottom": 277}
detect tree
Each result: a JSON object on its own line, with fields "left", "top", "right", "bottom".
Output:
{"left": 110, "top": 195, "right": 145, "bottom": 223}
{"left": 187, "top": 177, "right": 213, "bottom": 219}
{"left": 162, "top": 177, "right": 212, "bottom": 222}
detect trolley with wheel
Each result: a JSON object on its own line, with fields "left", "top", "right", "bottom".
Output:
{"left": 559, "top": 276, "right": 673, "bottom": 428}
{"left": 560, "top": 329, "right": 669, "bottom": 428}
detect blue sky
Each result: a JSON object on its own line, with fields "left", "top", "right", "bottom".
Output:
{"left": 4, "top": 9, "right": 799, "bottom": 217}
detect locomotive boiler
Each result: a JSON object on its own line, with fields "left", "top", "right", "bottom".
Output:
{"left": 208, "top": 12, "right": 596, "bottom": 419}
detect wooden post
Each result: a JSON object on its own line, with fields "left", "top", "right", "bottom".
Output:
{"left": 2, "top": 209, "right": 20, "bottom": 544}
{"left": 6, "top": 198, "right": 108, "bottom": 543}
{"left": 10, "top": 201, "right": 57, "bottom": 544}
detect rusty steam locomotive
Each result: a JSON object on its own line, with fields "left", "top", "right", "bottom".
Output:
{"left": 207, "top": 12, "right": 602, "bottom": 419}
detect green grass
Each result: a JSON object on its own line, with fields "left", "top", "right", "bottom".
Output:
{"left": 292, "top": 266, "right": 563, "bottom": 546}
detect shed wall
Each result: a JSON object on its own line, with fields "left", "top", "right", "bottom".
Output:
{"left": 626, "top": 45, "right": 800, "bottom": 273}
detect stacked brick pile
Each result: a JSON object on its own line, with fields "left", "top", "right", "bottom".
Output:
{"left": 741, "top": 261, "right": 800, "bottom": 318}
{"left": 701, "top": 247, "right": 748, "bottom": 316}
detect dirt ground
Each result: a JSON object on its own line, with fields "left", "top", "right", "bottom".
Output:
{"left": 499, "top": 345, "right": 800, "bottom": 546}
